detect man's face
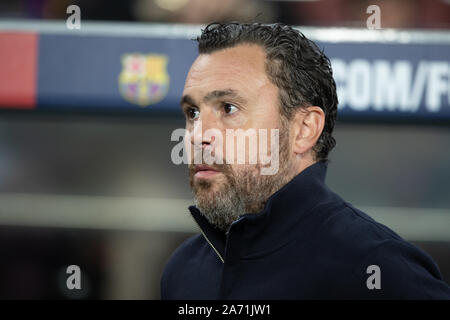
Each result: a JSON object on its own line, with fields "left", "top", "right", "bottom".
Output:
{"left": 181, "top": 44, "right": 295, "bottom": 231}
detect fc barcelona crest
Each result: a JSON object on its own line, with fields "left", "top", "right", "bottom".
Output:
{"left": 119, "top": 53, "right": 169, "bottom": 107}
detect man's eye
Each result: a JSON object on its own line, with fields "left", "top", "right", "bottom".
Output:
{"left": 186, "top": 107, "right": 200, "bottom": 120}
{"left": 223, "top": 103, "right": 238, "bottom": 115}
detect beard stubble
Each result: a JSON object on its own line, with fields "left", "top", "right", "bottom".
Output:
{"left": 189, "top": 122, "right": 294, "bottom": 232}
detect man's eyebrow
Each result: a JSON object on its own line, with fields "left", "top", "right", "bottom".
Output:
{"left": 180, "top": 94, "right": 196, "bottom": 108}
{"left": 180, "top": 89, "right": 247, "bottom": 108}
{"left": 203, "top": 89, "right": 246, "bottom": 104}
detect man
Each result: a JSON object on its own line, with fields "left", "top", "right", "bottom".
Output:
{"left": 161, "top": 22, "right": 450, "bottom": 299}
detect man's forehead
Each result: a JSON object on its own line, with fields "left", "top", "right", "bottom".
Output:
{"left": 190, "top": 44, "right": 266, "bottom": 77}
{"left": 184, "top": 44, "right": 269, "bottom": 95}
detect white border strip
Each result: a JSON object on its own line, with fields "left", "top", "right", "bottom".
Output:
{"left": 0, "top": 19, "right": 450, "bottom": 44}
{"left": 0, "top": 193, "right": 195, "bottom": 233}
{"left": 0, "top": 20, "right": 203, "bottom": 39}
{"left": 0, "top": 193, "right": 449, "bottom": 241}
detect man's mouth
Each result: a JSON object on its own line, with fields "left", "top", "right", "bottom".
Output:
{"left": 194, "top": 165, "right": 221, "bottom": 179}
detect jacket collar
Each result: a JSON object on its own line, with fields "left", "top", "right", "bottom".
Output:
{"left": 189, "top": 160, "right": 330, "bottom": 262}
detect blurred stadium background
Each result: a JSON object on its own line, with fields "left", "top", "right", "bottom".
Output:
{"left": 0, "top": 0, "right": 449, "bottom": 299}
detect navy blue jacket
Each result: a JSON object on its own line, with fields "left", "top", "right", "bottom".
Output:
{"left": 161, "top": 161, "right": 450, "bottom": 299}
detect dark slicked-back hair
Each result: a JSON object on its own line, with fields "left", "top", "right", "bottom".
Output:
{"left": 196, "top": 22, "right": 338, "bottom": 161}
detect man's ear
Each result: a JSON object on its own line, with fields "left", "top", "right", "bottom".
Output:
{"left": 292, "top": 106, "right": 325, "bottom": 156}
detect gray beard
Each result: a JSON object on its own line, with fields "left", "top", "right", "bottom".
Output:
{"left": 189, "top": 129, "right": 292, "bottom": 233}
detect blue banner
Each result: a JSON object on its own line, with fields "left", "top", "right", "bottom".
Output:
{"left": 37, "top": 34, "right": 198, "bottom": 112}
{"left": 324, "top": 42, "right": 450, "bottom": 121}
{"left": 0, "top": 22, "right": 449, "bottom": 121}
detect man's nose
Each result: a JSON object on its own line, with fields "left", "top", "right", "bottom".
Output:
{"left": 190, "top": 111, "right": 218, "bottom": 148}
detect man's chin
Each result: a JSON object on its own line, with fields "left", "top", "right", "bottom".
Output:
{"left": 193, "top": 188, "right": 221, "bottom": 210}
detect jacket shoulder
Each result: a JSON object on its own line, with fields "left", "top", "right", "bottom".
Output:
{"left": 307, "top": 201, "right": 450, "bottom": 299}
{"left": 356, "top": 238, "right": 450, "bottom": 299}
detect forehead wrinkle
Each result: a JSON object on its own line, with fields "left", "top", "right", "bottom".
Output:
{"left": 186, "top": 66, "right": 256, "bottom": 88}
{"left": 184, "top": 67, "right": 268, "bottom": 100}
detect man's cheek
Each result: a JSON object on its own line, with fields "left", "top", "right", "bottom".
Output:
{"left": 222, "top": 113, "right": 249, "bottom": 129}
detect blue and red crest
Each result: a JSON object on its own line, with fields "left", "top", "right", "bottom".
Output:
{"left": 119, "top": 53, "right": 169, "bottom": 107}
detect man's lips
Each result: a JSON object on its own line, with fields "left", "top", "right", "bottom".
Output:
{"left": 194, "top": 165, "right": 221, "bottom": 178}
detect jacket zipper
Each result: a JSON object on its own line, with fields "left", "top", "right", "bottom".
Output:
{"left": 199, "top": 229, "right": 224, "bottom": 263}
